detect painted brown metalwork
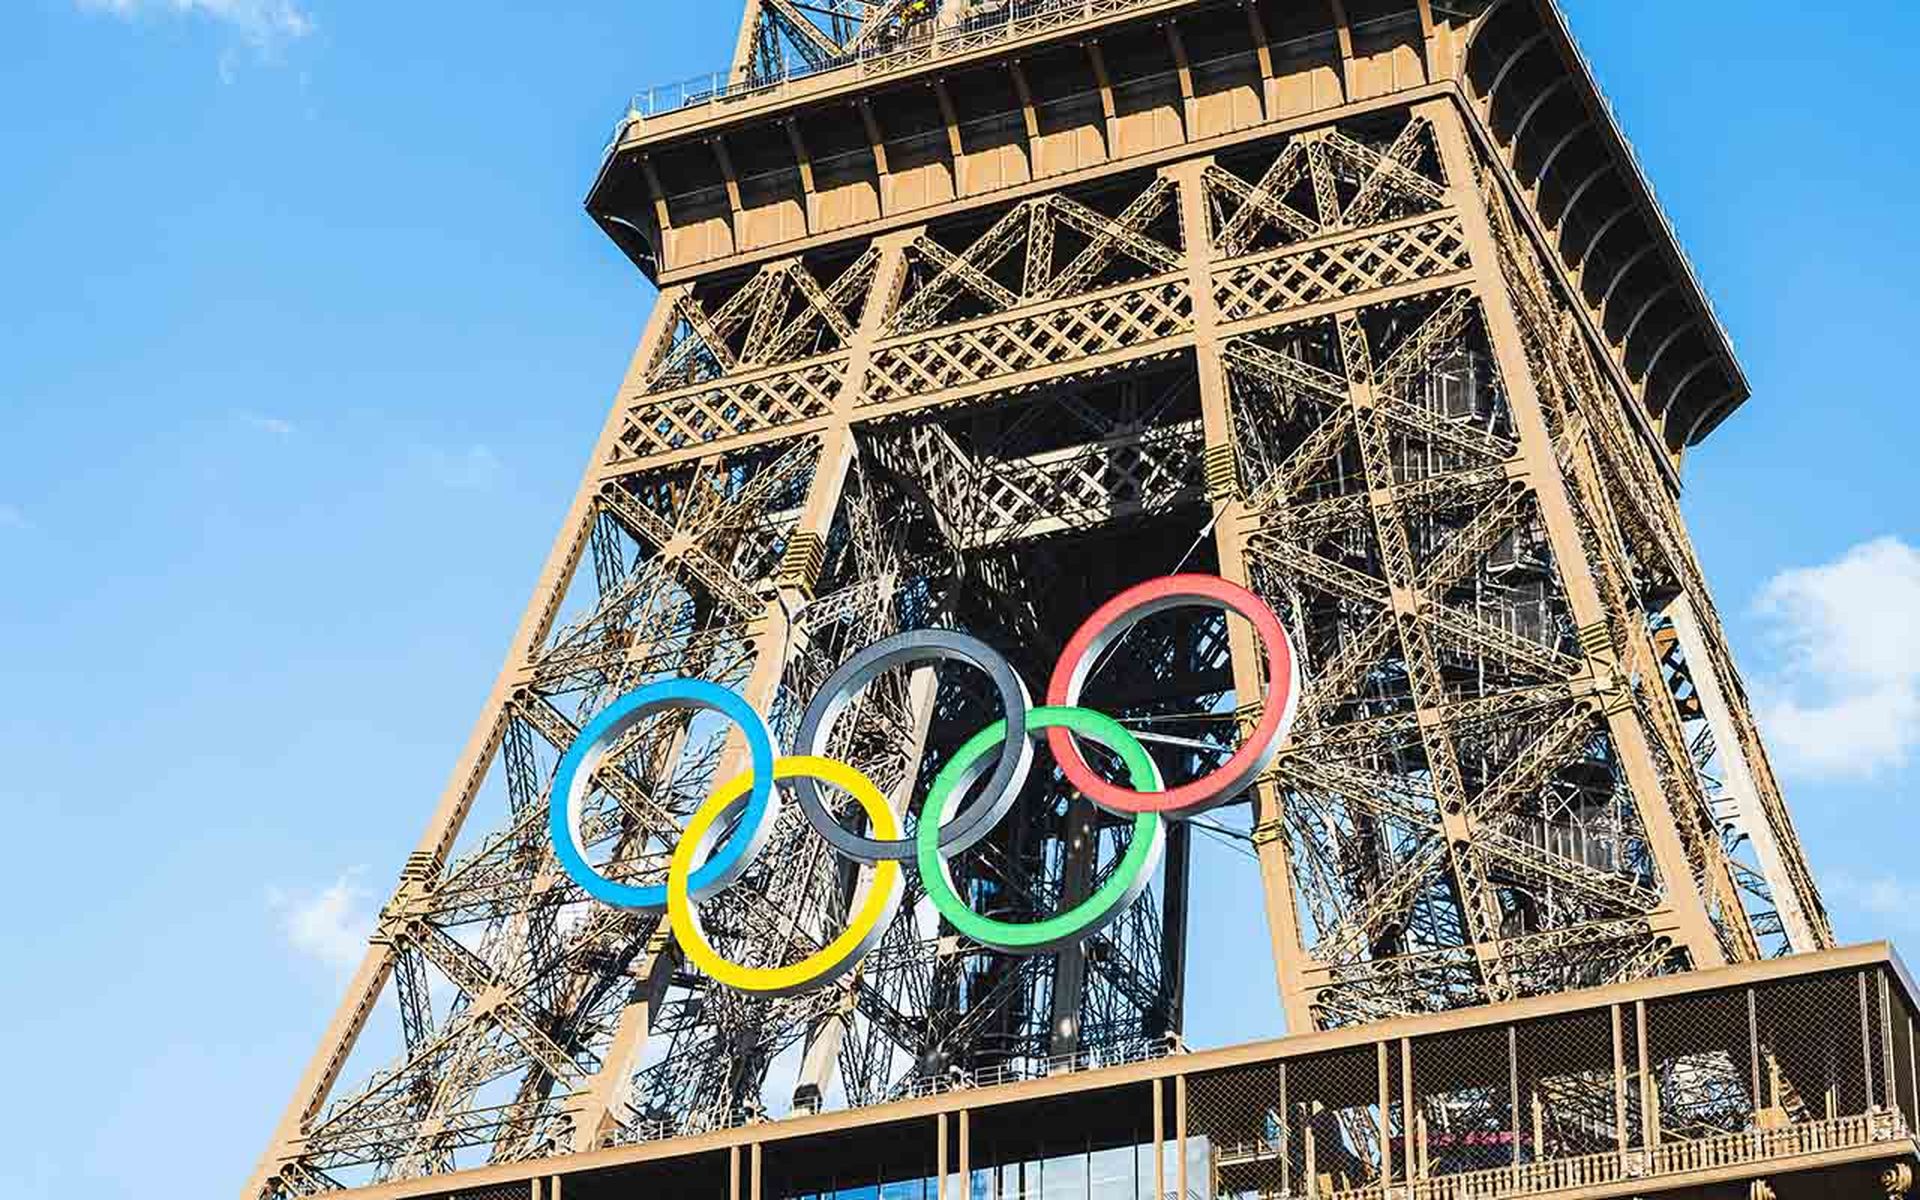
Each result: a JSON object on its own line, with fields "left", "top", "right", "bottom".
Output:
{"left": 248, "top": 3, "right": 1839, "bottom": 1198}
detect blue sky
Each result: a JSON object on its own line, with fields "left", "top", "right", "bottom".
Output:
{"left": 1, "top": 2, "right": 1917, "bottom": 1197}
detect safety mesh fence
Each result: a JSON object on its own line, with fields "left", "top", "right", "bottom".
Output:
{"left": 1285, "top": 1048, "right": 1384, "bottom": 1197}
{"left": 436, "top": 965, "right": 1913, "bottom": 1200}
{"left": 1411, "top": 1026, "right": 1514, "bottom": 1179}
{"left": 1752, "top": 969, "right": 1871, "bottom": 1125}
{"left": 1189, "top": 1063, "right": 1285, "bottom": 1200}
{"left": 1888, "top": 968, "right": 1918, "bottom": 1131}
{"left": 1516, "top": 1010, "right": 1616, "bottom": 1162}
{"left": 1646, "top": 989, "right": 1753, "bottom": 1141}
{"left": 449, "top": 1186, "right": 529, "bottom": 1200}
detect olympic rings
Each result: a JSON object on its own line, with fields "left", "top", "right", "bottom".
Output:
{"left": 668, "top": 756, "right": 905, "bottom": 996}
{"left": 792, "top": 630, "right": 1033, "bottom": 864}
{"left": 548, "top": 678, "right": 779, "bottom": 913}
{"left": 547, "top": 573, "right": 1297, "bottom": 996}
{"left": 1046, "top": 574, "right": 1299, "bottom": 818}
{"left": 917, "top": 707, "right": 1164, "bottom": 955}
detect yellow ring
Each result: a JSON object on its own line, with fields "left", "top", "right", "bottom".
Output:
{"left": 667, "top": 755, "right": 904, "bottom": 996}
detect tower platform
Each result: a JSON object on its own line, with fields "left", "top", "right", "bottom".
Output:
{"left": 277, "top": 947, "right": 1920, "bottom": 1200}
{"left": 246, "top": 3, "right": 1846, "bottom": 1196}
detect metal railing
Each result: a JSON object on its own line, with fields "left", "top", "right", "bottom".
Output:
{"left": 1215, "top": 1111, "right": 1909, "bottom": 1200}
{"left": 611, "top": 0, "right": 1174, "bottom": 138}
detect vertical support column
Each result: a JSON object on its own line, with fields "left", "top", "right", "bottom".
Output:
{"left": 1612, "top": 1003, "right": 1628, "bottom": 1157}
{"left": 1665, "top": 594, "right": 1820, "bottom": 952}
{"left": 1401, "top": 1038, "right": 1420, "bottom": 1181}
{"left": 1862, "top": 971, "right": 1878, "bottom": 1112}
{"left": 959, "top": 1107, "right": 972, "bottom": 1200}
{"left": 939, "top": 1112, "right": 951, "bottom": 1200}
{"left": 1279, "top": 1061, "right": 1292, "bottom": 1198}
{"left": 1161, "top": 823, "right": 1192, "bottom": 1038}
{"left": 1334, "top": 290, "right": 1512, "bottom": 999}
{"left": 573, "top": 928, "right": 678, "bottom": 1147}
{"left": 1507, "top": 1025, "right": 1521, "bottom": 1167}
{"left": 1051, "top": 798, "right": 1099, "bottom": 1056}
{"left": 1881, "top": 973, "right": 1898, "bottom": 1117}
{"left": 1154, "top": 1077, "right": 1167, "bottom": 1200}
{"left": 1175, "top": 1073, "right": 1190, "bottom": 1200}
{"left": 729, "top": 0, "right": 764, "bottom": 84}
{"left": 1164, "top": 153, "right": 1315, "bottom": 1033}
{"left": 1636, "top": 999, "right": 1658, "bottom": 1148}
{"left": 1909, "top": 1010, "right": 1918, "bottom": 1130}
{"left": 1377, "top": 1041, "right": 1395, "bottom": 1186}
{"left": 1422, "top": 95, "right": 1727, "bottom": 971}
{"left": 1306, "top": 1104, "right": 1320, "bottom": 1200}
{"left": 783, "top": 228, "right": 920, "bottom": 1108}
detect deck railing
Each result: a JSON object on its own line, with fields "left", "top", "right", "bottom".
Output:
{"left": 1216, "top": 1111, "right": 1909, "bottom": 1200}
{"left": 612, "top": 0, "right": 1174, "bottom": 137}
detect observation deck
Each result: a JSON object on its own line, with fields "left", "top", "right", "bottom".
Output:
{"left": 585, "top": 0, "right": 1749, "bottom": 453}
{"left": 279, "top": 946, "right": 1920, "bottom": 1200}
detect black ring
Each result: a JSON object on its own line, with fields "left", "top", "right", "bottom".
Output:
{"left": 791, "top": 630, "right": 1033, "bottom": 863}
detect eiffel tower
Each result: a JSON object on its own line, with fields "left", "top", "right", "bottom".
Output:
{"left": 247, "top": 2, "right": 1840, "bottom": 1196}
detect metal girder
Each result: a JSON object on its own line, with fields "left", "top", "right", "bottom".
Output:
{"left": 1210, "top": 145, "right": 1317, "bottom": 257}
{"left": 761, "top": 0, "right": 851, "bottom": 69}
{"left": 1042, "top": 180, "right": 1181, "bottom": 299}
{"left": 255, "top": 82, "right": 1830, "bottom": 1196}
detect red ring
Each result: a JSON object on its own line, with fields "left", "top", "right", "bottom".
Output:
{"left": 1045, "top": 574, "right": 1298, "bottom": 816}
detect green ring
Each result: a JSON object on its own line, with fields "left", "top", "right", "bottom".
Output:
{"left": 917, "top": 705, "right": 1165, "bottom": 955}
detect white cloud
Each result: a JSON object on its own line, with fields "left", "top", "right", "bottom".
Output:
{"left": 77, "top": 0, "right": 314, "bottom": 48}
{"left": 422, "top": 444, "right": 504, "bottom": 491}
{"left": 268, "top": 872, "right": 375, "bottom": 974}
{"left": 238, "top": 410, "right": 297, "bottom": 436}
{"left": 1828, "top": 871, "right": 1920, "bottom": 929}
{"left": 0, "top": 504, "right": 28, "bottom": 531}
{"left": 1753, "top": 537, "right": 1920, "bottom": 780}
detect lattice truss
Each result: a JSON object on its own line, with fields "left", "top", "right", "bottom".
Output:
{"left": 1464, "top": 139, "right": 1831, "bottom": 962}
{"left": 1203, "top": 113, "right": 1830, "bottom": 1031}
{"left": 618, "top": 248, "right": 879, "bottom": 461}
{"left": 768, "top": 360, "right": 1233, "bottom": 1107}
{"left": 1201, "top": 119, "right": 1684, "bottom": 1029}
{"left": 739, "top": 0, "right": 1026, "bottom": 84}
{"left": 264, "top": 441, "right": 837, "bottom": 1194}
{"left": 616, "top": 124, "right": 1465, "bottom": 473}
{"left": 260, "top": 191, "right": 1227, "bottom": 1197}
{"left": 865, "top": 172, "right": 1193, "bottom": 405}
{"left": 1227, "top": 286, "right": 1674, "bottom": 1026}
{"left": 741, "top": 0, "right": 916, "bottom": 82}
{"left": 256, "top": 102, "right": 1831, "bottom": 1197}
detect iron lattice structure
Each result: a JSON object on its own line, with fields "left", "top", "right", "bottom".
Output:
{"left": 249, "top": 2, "right": 1834, "bottom": 1196}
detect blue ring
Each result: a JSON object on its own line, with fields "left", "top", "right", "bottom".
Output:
{"left": 547, "top": 679, "right": 779, "bottom": 913}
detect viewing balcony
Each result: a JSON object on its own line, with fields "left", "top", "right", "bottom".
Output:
{"left": 318, "top": 945, "right": 1920, "bottom": 1200}
{"left": 619, "top": 0, "right": 1195, "bottom": 131}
